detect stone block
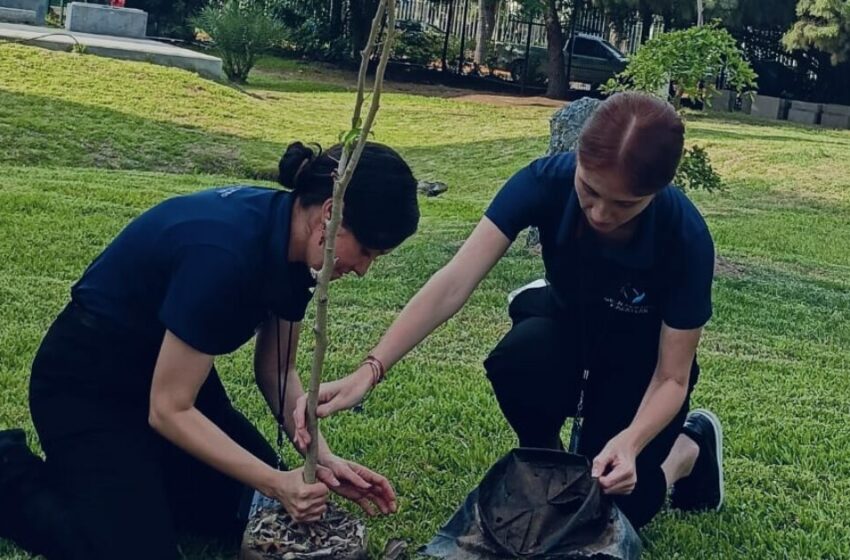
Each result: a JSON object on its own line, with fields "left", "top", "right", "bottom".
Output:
{"left": 820, "top": 104, "right": 850, "bottom": 129}
{"left": 706, "top": 89, "right": 735, "bottom": 112}
{"left": 65, "top": 2, "right": 147, "bottom": 38}
{"left": 787, "top": 100, "right": 822, "bottom": 125}
{"left": 747, "top": 94, "right": 787, "bottom": 120}
{"left": 0, "top": 0, "right": 46, "bottom": 24}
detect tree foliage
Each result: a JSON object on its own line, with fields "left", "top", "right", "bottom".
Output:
{"left": 783, "top": 0, "right": 850, "bottom": 64}
{"left": 603, "top": 23, "right": 757, "bottom": 107}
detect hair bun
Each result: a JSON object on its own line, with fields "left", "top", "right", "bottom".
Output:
{"left": 278, "top": 142, "right": 315, "bottom": 189}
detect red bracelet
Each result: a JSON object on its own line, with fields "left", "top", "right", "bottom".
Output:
{"left": 362, "top": 354, "right": 386, "bottom": 386}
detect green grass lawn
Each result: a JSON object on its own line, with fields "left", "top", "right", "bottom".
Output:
{"left": 2, "top": 46, "right": 850, "bottom": 559}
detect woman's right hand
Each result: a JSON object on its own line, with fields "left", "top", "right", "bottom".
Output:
{"left": 267, "top": 467, "right": 329, "bottom": 523}
{"left": 293, "top": 366, "right": 374, "bottom": 450}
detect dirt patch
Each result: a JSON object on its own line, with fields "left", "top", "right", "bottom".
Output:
{"left": 252, "top": 60, "right": 566, "bottom": 108}
{"left": 450, "top": 93, "right": 565, "bottom": 108}
{"left": 715, "top": 254, "right": 748, "bottom": 279}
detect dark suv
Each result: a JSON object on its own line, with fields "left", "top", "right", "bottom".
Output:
{"left": 495, "top": 34, "right": 628, "bottom": 90}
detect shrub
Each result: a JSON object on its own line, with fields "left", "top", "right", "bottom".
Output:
{"left": 675, "top": 145, "right": 723, "bottom": 193}
{"left": 192, "top": 0, "right": 286, "bottom": 83}
{"left": 603, "top": 23, "right": 757, "bottom": 109}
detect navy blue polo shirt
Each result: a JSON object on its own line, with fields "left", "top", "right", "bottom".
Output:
{"left": 486, "top": 152, "right": 714, "bottom": 336}
{"left": 71, "top": 187, "right": 315, "bottom": 356}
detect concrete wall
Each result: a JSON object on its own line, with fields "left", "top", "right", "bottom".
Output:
{"left": 821, "top": 104, "right": 850, "bottom": 129}
{"left": 66, "top": 2, "right": 147, "bottom": 38}
{"left": 707, "top": 89, "right": 735, "bottom": 112}
{"left": 787, "top": 100, "right": 822, "bottom": 125}
{"left": 744, "top": 94, "right": 788, "bottom": 120}
{"left": 0, "top": 0, "right": 47, "bottom": 24}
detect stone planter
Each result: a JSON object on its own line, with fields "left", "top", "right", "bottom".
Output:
{"left": 65, "top": 2, "right": 148, "bottom": 38}
{"left": 744, "top": 94, "right": 788, "bottom": 120}
{"left": 706, "top": 89, "right": 735, "bottom": 112}
{"left": 787, "top": 100, "right": 822, "bottom": 125}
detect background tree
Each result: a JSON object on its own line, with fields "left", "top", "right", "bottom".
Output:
{"left": 473, "top": 0, "right": 501, "bottom": 66}
{"left": 544, "top": 0, "right": 569, "bottom": 98}
{"left": 603, "top": 23, "right": 757, "bottom": 108}
{"left": 783, "top": 0, "right": 850, "bottom": 64}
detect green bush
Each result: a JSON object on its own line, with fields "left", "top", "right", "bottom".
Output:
{"left": 392, "top": 20, "right": 445, "bottom": 66}
{"left": 675, "top": 145, "right": 723, "bottom": 193}
{"left": 603, "top": 23, "right": 757, "bottom": 109}
{"left": 128, "top": 0, "right": 207, "bottom": 40}
{"left": 192, "top": 0, "right": 286, "bottom": 83}
{"left": 279, "top": 15, "right": 348, "bottom": 61}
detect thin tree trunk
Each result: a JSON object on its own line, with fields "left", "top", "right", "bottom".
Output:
{"left": 441, "top": 0, "right": 456, "bottom": 72}
{"left": 330, "top": 0, "right": 344, "bottom": 36}
{"left": 303, "top": 0, "right": 398, "bottom": 484}
{"left": 640, "top": 7, "right": 653, "bottom": 42}
{"left": 350, "top": 0, "right": 380, "bottom": 60}
{"left": 473, "top": 0, "right": 499, "bottom": 65}
{"left": 544, "top": 0, "right": 568, "bottom": 99}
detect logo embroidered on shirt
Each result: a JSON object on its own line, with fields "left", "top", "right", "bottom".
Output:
{"left": 217, "top": 186, "right": 243, "bottom": 198}
{"left": 604, "top": 283, "right": 652, "bottom": 314}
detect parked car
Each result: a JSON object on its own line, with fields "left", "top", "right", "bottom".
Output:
{"left": 495, "top": 33, "right": 628, "bottom": 90}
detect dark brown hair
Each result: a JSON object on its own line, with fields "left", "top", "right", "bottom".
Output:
{"left": 278, "top": 141, "right": 419, "bottom": 251}
{"left": 577, "top": 92, "right": 685, "bottom": 195}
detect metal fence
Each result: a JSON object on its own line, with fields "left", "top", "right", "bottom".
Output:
{"left": 287, "top": 0, "right": 662, "bottom": 55}
{"left": 396, "top": 0, "right": 664, "bottom": 54}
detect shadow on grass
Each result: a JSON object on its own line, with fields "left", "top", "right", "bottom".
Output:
{"left": 686, "top": 112, "right": 850, "bottom": 146}
{"left": 0, "top": 89, "right": 285, "bottom": 179}
{"left": 246, "top": 73, "right": 351, "bottom": 94}
{"left": 1, "top": 88, "right": 549, "bottom": 188}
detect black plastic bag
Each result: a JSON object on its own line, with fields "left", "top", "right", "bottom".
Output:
{"left": 419, "top": 448, "right": 642, "bottom": 560}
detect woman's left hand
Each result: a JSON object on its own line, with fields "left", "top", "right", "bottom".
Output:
{"left": 592, "top": 431, "right": 638, "bottom": 495}
{"left": 316, "top": 454, "right": 398, "bottom": 516}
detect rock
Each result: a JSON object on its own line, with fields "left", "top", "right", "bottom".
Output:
{"left": 524, "top": 97, "right": 602, "bottom": 250}
{"left": 417, "top": 180, "right": 448, "bottom": 197}
{"left": 547, "top": 97, "right": 602, "bottom": 156}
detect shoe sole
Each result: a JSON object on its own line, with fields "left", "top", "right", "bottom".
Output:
{"left": 691, "top": 408, "right": 724, "bottom": 511}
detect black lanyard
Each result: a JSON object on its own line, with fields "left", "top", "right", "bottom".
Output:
{"left": 566, "top": 232, "right": 604, "bottom": 454}
{"left": 276, "top": 318, "right": 294, "bottom": 469}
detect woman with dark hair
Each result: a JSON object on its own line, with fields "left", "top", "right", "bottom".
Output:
{"left": 0, "top": 142, "right": 419, "bottom": 559}
{"left": 294, "top": 92, "right": 723, "bottom": 531}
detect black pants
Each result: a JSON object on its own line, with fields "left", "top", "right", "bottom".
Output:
{"left": 484, "top": 286, "right": 692, "bottom": 530}
{"left": 22, "top": 302, "right": 278, "bottom": 560}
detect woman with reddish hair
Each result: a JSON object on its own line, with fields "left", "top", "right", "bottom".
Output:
{"left": 294, "top": 92, "right": 723, "bottom": 530}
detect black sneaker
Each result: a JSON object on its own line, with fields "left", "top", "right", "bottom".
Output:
{"left": 0, "top": 429, "right": 48, "bottom": 550}
{"left": 670, "top": 409, "right": 724, "bottom": 512}
{"left": 0, "top": 428, "right": 39, "bottom": 489}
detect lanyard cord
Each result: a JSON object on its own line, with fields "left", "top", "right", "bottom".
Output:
{"left": 567, "top": 234, "right": 604, "bottom": 454}
{"left": 276, "top": 318, "right": 295, "bottom": 469}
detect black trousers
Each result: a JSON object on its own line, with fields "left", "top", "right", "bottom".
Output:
{"left": 484, "top": 286, "right": 692, "bottom": 530}
{"left": 22, "top": 302, "right": 278, "bottom": 560}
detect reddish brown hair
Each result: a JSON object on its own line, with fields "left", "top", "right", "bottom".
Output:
{"left": 577, "top": 92, "right": 685, "bottom": 195}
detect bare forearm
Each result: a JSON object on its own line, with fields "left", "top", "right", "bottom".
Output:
{"left": 622, "top": 375, "right": 688, "bottom": 454}
{"left": 150, "top": 407, "right": 277, "bottom": 495}
{"left": 371, "top": 266, "right": 473, "bottom": 370}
